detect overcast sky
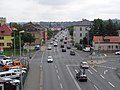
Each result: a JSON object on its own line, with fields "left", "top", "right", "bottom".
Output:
{"left": 0, "top": 0, "right": 120, "bottom": 22}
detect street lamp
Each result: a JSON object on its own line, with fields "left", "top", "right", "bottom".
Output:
{"left": 86, "top": 27, "right": 91, "bottom": 45}
{"left": 19, "top": 30, "right": 25, "bottom": 90}
{"left": 13, "top": 28, "right": 17, "bottom": 56}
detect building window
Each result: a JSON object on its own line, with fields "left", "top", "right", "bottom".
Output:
{"left": 0, "top": 37, "right": 4, "bottom": 40}
{"left": 80, "top": 33, "right": 82, "bottom": 37}
{"left": 116, "top": 45, "right": 118, "bottom": 49}
{"left": 0, "top": 43, "right": 4, "bottom": 46}
{"left": 85, "top": 33, "right": 87, "bottom": 37}
{"left": 1, "top": 31, "right": 5, "bottom": 33}
{"left": 80, "top": 27, "right": 82, "bottom": 31}
{"left": 7, "top": 43, "right": 12, "bottom": 46}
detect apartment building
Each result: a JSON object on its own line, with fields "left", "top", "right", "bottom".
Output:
{"left": 73, "top": 19, "right": 93, "bottom": 45}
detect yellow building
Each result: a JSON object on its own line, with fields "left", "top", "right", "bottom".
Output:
{"left": 0, "top": 24, "right": 13, "bottom": 48}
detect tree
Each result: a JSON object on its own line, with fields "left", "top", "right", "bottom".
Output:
{"left": 68, "top": 26, "right": 74, "bottom": 36}
{"left": 22, "top": 32, "right": 35, "bottom": 44}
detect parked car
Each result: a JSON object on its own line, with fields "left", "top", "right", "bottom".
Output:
{"left": 47, "top": 56, "right": 53, "bottom": 63}
{"left": 70, "top": 50, "right": 75, "bottom": 55}
{"left": 9, "top": 66, "right": 27, "bottom": 71}
{"left": 34, "top": 45, "right": 40, "bottom": 50}
{"left": 80, "top": 62, "right": 89, "bottom": 69}
{"left": 83, "top": 47, "right": 91, "bottom": 52}
{"left": 115, "top": 51, "right": 120, "bottom": 55}
{"left": 9, "top": 69, "right": 26, "bottom": 75}
{"left": 0, "top": 58, "right": 13, "bottom": 66}
{"left": 0, "top": 55, "right": 10, "bottom": 60}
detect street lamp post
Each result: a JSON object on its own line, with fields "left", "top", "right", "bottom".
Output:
{"left": 86, "top": 27, "right": 91, "bottom": 45}
{"left": 13, "top": 28, "right": 17, "bottom": 56}
{"left": 19, "top": 30, "right": 25, "bottom": 90}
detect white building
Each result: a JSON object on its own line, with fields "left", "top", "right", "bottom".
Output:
{"left": 73, "top": 19, "right": 93, "bottom": 45}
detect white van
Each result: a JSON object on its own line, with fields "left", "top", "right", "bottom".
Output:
{"left": 0, "top": 71, "right": 20, "bottom": 79}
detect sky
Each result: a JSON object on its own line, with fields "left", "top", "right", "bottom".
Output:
{"left": 0, "top": 0, "right": 120, "bottom": 22}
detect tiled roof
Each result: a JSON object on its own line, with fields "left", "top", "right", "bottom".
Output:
{"left": 0, "top": 24, "right": 12, "bottom": 35}
{"left": 93, "top": 36, "right": 120, "bottom": 43}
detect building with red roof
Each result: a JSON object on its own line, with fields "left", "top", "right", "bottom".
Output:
{"left": 0, "top": 24, "right": 13, "bottom": 48}
{"left": 93, "top": 36, "right": 120, "bottom": 51}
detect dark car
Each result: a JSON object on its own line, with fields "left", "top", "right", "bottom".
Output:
{"left": 70, "top": 50, "right": 75, "bottom": 55}
{"left": 60, "top": 45, "right": 64, "bottom": 48}
{"left": 60, "top": 39, "right": 63, "bottom": 42}
{"left": 62, "top": 48, "right": 66, "bottom": 52}
{"left": 64, "top": 41, "right": 67, "bottom": 44}
{"left": 67, "top": 45, "right": 71, "bottom": 49}
{"left": 76, "top": 70, "right": 87, "bottom": 82}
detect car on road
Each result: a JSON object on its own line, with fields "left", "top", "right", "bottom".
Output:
{"left": 76, "top": 72, "right": 87, "bottom": 82}
{"left": 80, "top": 62, "right": 89, "bottom": 69}
{"left": 34, "top": 45, "right": 40, "bottom": 50}
{"left": 64, "top": 41, "right": 67, "bottom": 44}
{"left": 60, "top": 44, "right": 64, "bottom": 48}
{"left": 47, "top": 56, "right": 53, "bottom": 63}
{"left": 62, "top": 48, "right": 66, "bottom": 52}
{"left": 70, "top": 50, "right": 75, "bottom": 55}
{"left": 48, "top": 45, "right": 52, "bottom": 50}
{"left": 67, "top": 45, "right": 71, "bottom": 49}
{"left": 54, "top": 42, "right": 58, "bottom": 47}
{"left": 83, "top": 47, "right": 91, "bottom": 52}
{"left": 115, "top": 51, "right": 120, "bottom": 55}
{"left": 50, "top": 41, "right": 53, "bottom": 44}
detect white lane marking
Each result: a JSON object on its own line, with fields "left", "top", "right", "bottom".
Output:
{"left": 104, "top": 70, "right": 108, "bottom": 74}
{"left": 88, "top": 77, "right": 91, "bottom": 81}
{"left": 75, "top": 51, "right": 84, "bottom": 60}
{"left": 100, "top": 75, "right": 105, "bottom": 79}
{"left": 108, "top": 82, "right": 115, "bottom": 88}
{"left": 60, "top": 83, "right": 63, "bottom": 89}
{"left": 56, "top": 69, "right": 58, "bottom": 73}
{"left": 95, "top": 65, "right": 116, "bottom": 70}
{"left": 75, "top": 69, "right": 78, "bottom": 73}
{"left": 94, "top": 85, "right": 99, "bottom": 90}
{"left": 88, "top": 69, "right": 93, "bottom": 74}
{"left": 66, "top": 65, "right": 81, "bottom": 90}
{"left": 41, "top": 51, "right": 45, "bottom": 63}
{"left": 55, "top": 65, "right": 57, "bottom": 69}
{"left": 90, "top": 66, "right": 98, "bottom": 72}
{"left": 58, "top": 75, "right": 60, "bottom": 80}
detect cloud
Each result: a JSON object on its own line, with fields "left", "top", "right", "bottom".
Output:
{"left": 0, "top": 0, "right": 120, "bottom": 22}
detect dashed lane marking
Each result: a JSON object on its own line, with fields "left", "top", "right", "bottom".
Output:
{"left": 60, "top": 83, "right": 63, "bottom": 89}
{"left": 108, "top": 82, "right": 115, "bottom": 88}
{"left": 94, "top": 85, "right": 99, "bottom": 90}
{"left": 100, "top": 75, "right": 105, "bottom": 79}
{"left": 88, "top": 69, "right": 93, "bottom": 74}
{"left": 56, "top": 69, "right": 58, "bottom": 73}
{"left": 58, "top": 75, "right": 60, "bottom": 80}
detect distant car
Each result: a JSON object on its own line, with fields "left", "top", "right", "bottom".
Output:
{"left": 67, "top": 45, "right": 71, "bottom": 49}
{"left": 47, "top": 56, "right": 53, "bottom": 63}
{"left": 115, "top": 51, "right": 120, "bottom": 55}
{"left": 64, "top": 41, "right": 67, "bottom": 44}
{"left": 80, "top": 62, "right": 89, "bottom": 69}
{"left": 60, "top": 39, "right": 63, "bottom": 42}
{"left": 50, "top": 41, "right": 53, "bottom": 44}
{"left": 54, "top": 43, "right": 58, "bottom": 47}
{"left": 60, "top": 44, "right": 64, "bottom": 48}
{"left": 70, "top": 50, "right": 75, "bottom": 55}
{"left": 48, "top": 45, "right": 52, "bottom": 50}
{"left": 62, "top": 48, "right": 66, "bottom": 52}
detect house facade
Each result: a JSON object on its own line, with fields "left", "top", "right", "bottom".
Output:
{"left": 73, "top": 19, "right": 93, "bottom": 45}
{"left": 0, "top": 24, "right": 13, "bottom": 48}
{"left": 93, "top": 36, "right": 120, "bottom": 51}
{"left": 23, "top": 22, "right": 48, "bottom": 45}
